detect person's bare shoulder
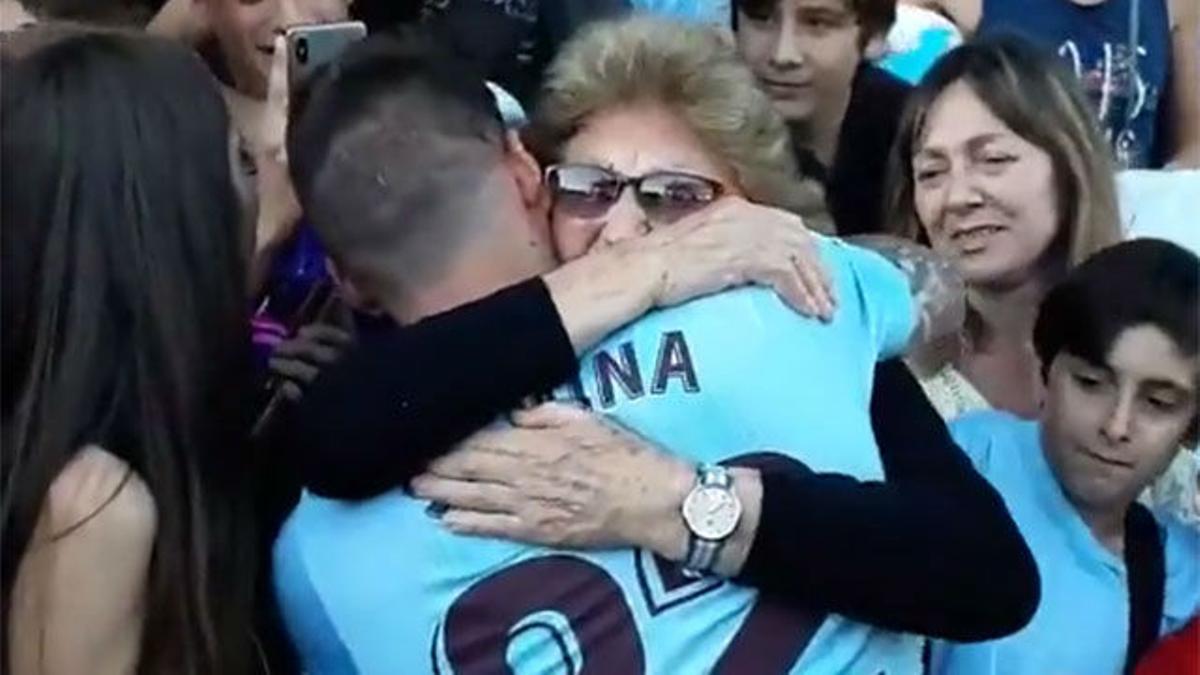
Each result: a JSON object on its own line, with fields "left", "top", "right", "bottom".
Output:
{"left": 43, "top": 446, "right": 157, "bottom": 548}
{"left": 8, "top": 448, "right": 158, "bottom": 675}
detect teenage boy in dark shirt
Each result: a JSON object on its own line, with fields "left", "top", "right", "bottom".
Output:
{"left": 735, "top": 0, "right": 910, "bottom": 235}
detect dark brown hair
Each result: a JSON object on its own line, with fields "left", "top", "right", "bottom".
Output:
{"left": 2, "top": 31, "right": 258, "bottom": 674}
{"left": 1034, "top": 238, "right": 1199, "bottom": 443}
{"left": 735, "top": 0, "right": 898, "bottom": 47}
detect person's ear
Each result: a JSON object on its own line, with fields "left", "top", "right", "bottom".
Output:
{"left": 325, "top": 258, "right": 385, "bottom": 316}
{"left": 503, "top": 130, "right": 551, "bottom": 215}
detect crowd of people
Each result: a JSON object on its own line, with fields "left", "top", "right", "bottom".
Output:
{"left": 1, "top": 0, "right": 1197, "bottom": 674}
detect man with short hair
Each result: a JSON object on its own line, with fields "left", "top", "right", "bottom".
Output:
{"left": 273, "top": 31, "right": 1033, "bottom": 674}
{"left": 735, "top": 0, "right": 910, "bottom": 235}
{"left": 289, "top": 51, "right": 556, "bottom": 323}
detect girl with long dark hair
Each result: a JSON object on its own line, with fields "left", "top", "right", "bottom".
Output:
{"left": 2, "top": 31, "right": 258, "bottom": 674}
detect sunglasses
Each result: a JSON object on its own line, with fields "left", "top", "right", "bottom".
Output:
{"left": 546, "top": 164, "right": 725, "bottom": 223}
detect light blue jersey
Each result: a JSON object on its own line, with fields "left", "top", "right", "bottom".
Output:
{"left": 274, "top": 238, "right": 920, "bottom": 674}
{"left": 932, "top": 411, "right": 1200, "bottom": 675}
{"left": 631, "top": 0, "right": 731, "bottom": 27}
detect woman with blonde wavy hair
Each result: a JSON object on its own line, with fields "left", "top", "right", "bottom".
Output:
{"left": 524, "top": 14, "right": 833, "bottom": 241}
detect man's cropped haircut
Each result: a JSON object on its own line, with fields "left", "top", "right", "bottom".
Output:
{"left": 288, "top": 29, "right": 506, "bottom": 287}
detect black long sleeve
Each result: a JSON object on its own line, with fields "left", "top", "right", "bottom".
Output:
{"left": 734, "top": 359, "right": 1040, "bottom": 642}
{"left": 289, "top": 277, "right": 577, "bottom": 498}
{"left": 290, "top": 290, "right": 1038, "bottom": 642}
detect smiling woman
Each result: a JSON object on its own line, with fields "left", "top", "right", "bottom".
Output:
{"left": 884, "top": 34, "right": 1122, "bottom": 419}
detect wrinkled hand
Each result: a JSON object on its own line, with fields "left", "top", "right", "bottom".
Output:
{"left": 269, "top": 322, "right": 355, "bottom": 402}
{"left": 411, "top": 403, "right": 693, "bottom": 553}
{"left": 643, "top": 196, "right": 836, "bottom": 321}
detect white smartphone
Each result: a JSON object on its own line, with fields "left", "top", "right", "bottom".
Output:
{"left": 285, "top": 20, "right": 367, "bottom": 93}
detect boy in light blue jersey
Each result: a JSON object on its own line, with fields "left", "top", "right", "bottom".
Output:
{"left": 274, "top": 236, "right": 923, "bottom": 674}
{"left": 931, "top": 239, "right": 1200, "bottom": 675}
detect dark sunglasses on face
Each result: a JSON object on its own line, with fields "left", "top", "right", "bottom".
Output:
{"left": 545, "top": 163, "right": 725, "bottom": 223}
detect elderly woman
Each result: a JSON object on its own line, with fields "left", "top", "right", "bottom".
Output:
{"left": 283, "top": 15, "right": 1037, "bottom": 670}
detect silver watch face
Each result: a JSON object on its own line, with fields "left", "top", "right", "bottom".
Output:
{"left": 682, "top": 484, "right": 741, "bottom": 540}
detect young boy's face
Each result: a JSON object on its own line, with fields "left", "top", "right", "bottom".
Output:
{"left": 1041, "top": 324, "right": 1197, "bottom": 516}
{"left": 736, "top": 0, "right": 868, "bottom": 126}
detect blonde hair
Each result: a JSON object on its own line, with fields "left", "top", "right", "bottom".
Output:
{"left": 884, "top": 35, "right": 1122, "bottom": 269}
{"left": 528, "top": 15, "right": 831, "bottom": 231}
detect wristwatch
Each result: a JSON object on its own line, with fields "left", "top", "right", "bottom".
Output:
{"left": 681, "top": 464, "right": 742, "bottom": 578}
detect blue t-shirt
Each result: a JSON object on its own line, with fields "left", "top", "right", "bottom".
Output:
{"left": 931, "top": 411, "right": 1200, "bottom": 675}
{"left": 274, "top": 238, "right": 919, "bottom": 674}
{"left": 632, "top": 0, "right": 731, "bottom": 26}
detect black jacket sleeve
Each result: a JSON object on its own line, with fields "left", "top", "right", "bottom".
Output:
{"left": 734, "top": 359, "right": 1040, "bottom": 642}
{"left": 290, "top": 289, "right": 1039, "bottom": 642}
{"left": 289, "top": 277, "right": 577, "bottom": 498}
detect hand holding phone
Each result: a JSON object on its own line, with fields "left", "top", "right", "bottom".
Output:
{"left": 253, "top": 35, "right": 300, "bottom": 257}
{"left": 251, "top": 22, "right": 364, "bottom": 290}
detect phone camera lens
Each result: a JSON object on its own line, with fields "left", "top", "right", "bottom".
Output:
{"left": 295, "top": 37, "right": 309, "bottom": 64}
